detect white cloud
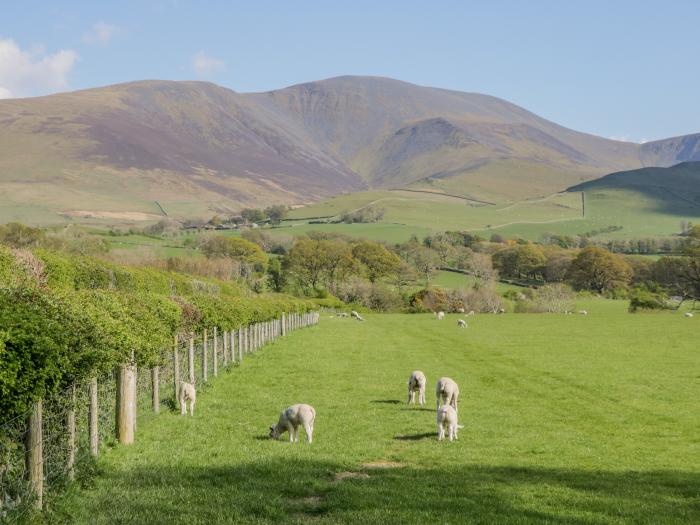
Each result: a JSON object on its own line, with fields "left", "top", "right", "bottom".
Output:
{"left": 0, "top": 39, "right": 77, "bottom": 98}
{"left": 192, "top": 51, "right": 226, "bottom": 77}
{"left": 83, "top": 22, "right": 120, "bottom": 45}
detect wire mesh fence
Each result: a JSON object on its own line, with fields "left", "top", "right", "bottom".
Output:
{"left": 0, "top": 312, "right": 319, "bottom": 523}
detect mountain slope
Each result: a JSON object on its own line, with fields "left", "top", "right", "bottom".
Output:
{"left": 0, "top": 75, "right": 698, "bottom": 224}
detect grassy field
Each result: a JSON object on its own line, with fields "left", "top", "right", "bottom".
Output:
{"left": 287, "top": 187, "right": 700, "bottom": 242}
{"left": 54, "top": 301, "right": 699, "bottom": 524}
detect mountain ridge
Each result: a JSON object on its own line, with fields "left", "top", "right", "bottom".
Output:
{"left": 0, "top": 75, "right": 698, "bottom": 223}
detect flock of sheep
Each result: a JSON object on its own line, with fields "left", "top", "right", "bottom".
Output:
{"left": 177, "top": 305, "right": 695, "bottom": 441}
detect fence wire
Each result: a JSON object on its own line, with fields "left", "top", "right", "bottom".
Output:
{"left": 0, "top": 313, "right": 319, "bottom": 523}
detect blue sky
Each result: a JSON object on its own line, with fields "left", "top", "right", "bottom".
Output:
{"left": 1, "top": 1, "right": 698, "bottom": 142}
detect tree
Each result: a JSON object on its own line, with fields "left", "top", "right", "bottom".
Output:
{"left": 284, "top": 239, "right": 329, "bottom": 292}
{"left": 266, "top": 257, "right": 287, "bottom": 292}
{"left": 264, "top": 205, "right": 288, "bottom": 226}
{"left": 566, "top": 247, "right": 632, "bottom": 292}
{"left": 352, "top": 241, "right": 400, "bottom": 283}
{"left": 241, "top": 208, "right": 265, "bottom": 223}
{"left": 409, "top": 245, "right": 439, "bottom": 286}
{"left": 493, "top": 244, "right": 545, "bottom": 280}
{"left": 199, "top": 235, "right": 268, "bottom": 269}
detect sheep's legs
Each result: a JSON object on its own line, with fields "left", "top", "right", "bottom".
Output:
{"left": 304, "top": 423, "right": 313, "bottom": 443}
{"left": 189, "top": 399, "right": 195, "bottom": 417}
{"left": 408, "top": 389, "right": 415, "bottom": 404}
{"left": 437, "top": 425, "right": 445, "bottom": 441}
{"left": 180, "top": 398, "right": 186, "bottom": 416}
{"left": 286, "top": 422, "right": 295, "bottom": 442}
{"left": 419, "top": 389, "right": 425, "bottom": 405}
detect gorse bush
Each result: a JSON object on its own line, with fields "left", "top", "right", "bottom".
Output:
{"left": 0, "top": 245, "right": 313, "bottom": 424}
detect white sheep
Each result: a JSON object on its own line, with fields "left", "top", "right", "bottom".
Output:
{"left": 437, "top": 404, "right": 464, "bottom": 442}
{"left": 457, "top": 319, "right": 467, "bottom": 328}
{"left": 269, "top": 404, "right": 316, "bottom": 443}
{"left": 457, "top": 308, "right": 465, "bottom": 314}
{"left": 435, "top": 377, "right": 459, "bottom": 412}
{"left": 351, "top": 310, "right": 365, "bottom": 321}
{"left": 338, "top": 312, "right": 348, "bottom": 318}
{"left": 179, "top": 382, "right": 196, "bottom": 416}
{"left": 685, "top": 312, "right": 694, "bottom": 318}
{"left": 579, "top": 310, "right": 588, "bottom": 315}
{"left": 407, "top": 370, "right": 427, "bottom": 405}
{"left": 499, "top": 308, "right": 506, "bottom": 314}
{"left": 436, "top": 311, "right": 445, "bottom": 320}
{"left": 467, "top": 310, "right": 475, "bottom": 317}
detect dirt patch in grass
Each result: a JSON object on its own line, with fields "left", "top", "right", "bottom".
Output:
{"left": 362, "top": 461, "right": 404, "bottom": 469}
{"left": 333, "top": 471, "right": 370, "bottom": 482}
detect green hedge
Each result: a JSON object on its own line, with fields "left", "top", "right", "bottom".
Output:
{"left": 0, "top": 246, "right": 313, "bottom": 424}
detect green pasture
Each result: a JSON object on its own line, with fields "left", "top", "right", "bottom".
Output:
{"left": 55, "top": 300, "right": 699, "bottom": 524}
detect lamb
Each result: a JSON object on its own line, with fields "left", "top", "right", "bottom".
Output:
{"left": 685, "top": 312, "right": 694, "bottom": 318}
{"left": 351, "top": 310, "right": 365, "bottom": 321}
{"left": 467, "top": 310, "right": 475, "bottom": 317}
{"left": 499, "top": 308, "right": 506, "bottom": 314}
{"left": 437, "top": 404, "right": 464, "bottom": 442}
{"left": 338, "top": 312, "right": 349, "bottom": 318}
{"left": 435, "top": 377, "right": 459, "bottom": 412}
{"left": 407, "top": 370, "right": 427, "bottom": 405}
{"left": 179, "top": 382, "right": 196, "bottom": 416}
{"left": 436, "top": 311, "right": 445, "bottom": 320}
{"left": 269, "top": 404, "right": 316, "bottom": 443}
{"left": 457, "top": 319, "right": 467, "bottom": 328}
{"left": 457, "top": 307, "right": 465, "bottom": 314}
{"left": 578, "top": 310, "right": 588, "bottom": 315}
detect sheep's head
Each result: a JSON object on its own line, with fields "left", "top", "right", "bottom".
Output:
{"left": 269, "top": 425, "right": 281, "bottom": 440}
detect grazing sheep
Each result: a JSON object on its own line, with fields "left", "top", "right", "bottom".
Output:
{"left": 685, "top": 312, "right": 694, "bottom": 318}
{"left": 407, "top": 370, "right": 427, "bottom": 405}
{"left": 457, "top": 319, "right": 467, "bottom": 328}
{"left": 179, "top": 382, "right": 196, "bottom": 416}
{"left": 338, "top": 312, "right": 349, "bottom": 318}
{"left": 457, "top": 307, "right": 465, "bottom": 314}
{"left": 269, "top": 404, "right": 316, "bottom": 443}
{"left": 579, "top": 310, "right": 588, "bottom": 315}
{"left": 467, "top": 310, "right": 475, "bottom": 317}
{"left": 351, "top": 310, "right": 365, "bottom": 321}
{"left": 437, "top": 404, "right": 464, "bottom": 442}
{"left": 499, "top": 308, "right": 506, "bottom": 314}
{"left": 436, "top": 377, "right": 459, "bottom": 412}
{"left": 436, "top": 311, "right": 445, "bottom": 320}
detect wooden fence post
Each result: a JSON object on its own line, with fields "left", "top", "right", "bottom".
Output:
{"left": 223, "top": 329, "right": 229, "bottom": 367}
{"left": 89, "top": 378, "right": 98, "bottom": 457}
{"left": 213, "top": 327, "right": 219, "bottom": 377}
{"left": 282, "top": 313, "right": 286, "bottom": 336}
{"left": 188, "top": 335, "right": 195, "bottom": 384}
{"left": 203, "top": 330, "right": 208, "bottom": 383}
{"left": 67, "top": 385, "right": 76, "bottom": 481}
{"left": 238, "top": 330, "right": 243, "bottom": 362}
{"left": 151, "top": 367, "right": 160, "bottom": 414}
{"left": 231, "top": 330, "right": 236, "bottom": 363}
{"left": 26, "top": 399, "right": 43, "bottom": 509}
{"left": 116, "top": 364, "right": 136, "bottom": 445}
{"left": 173, "top": 335, "right": 180, "bottom": 402}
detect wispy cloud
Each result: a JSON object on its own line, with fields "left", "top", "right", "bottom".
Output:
{"left": 192, "top": 51, "right": 226, "bottom": 77}
{"left": 608, "top": 135, "right": 644, "bottom": 144}
{"left": 83, "top": 22, "right": 120, "bottom": 45}
{"left": 0, "top": 39, "right": 78, "bottom": 99}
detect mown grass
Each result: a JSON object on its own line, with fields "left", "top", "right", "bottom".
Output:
{"left": 51, "top": 300, "right": 699, "bottom": 524}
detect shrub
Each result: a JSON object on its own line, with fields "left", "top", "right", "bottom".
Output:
{"left": 628, "top": 285, "right": 669, "bottom": 312}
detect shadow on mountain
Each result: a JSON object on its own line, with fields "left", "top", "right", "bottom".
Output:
{"left": 56, "top": 459, "right": 699, "bottom": 524}
{"left": 567, "top": 162, "right": 700, "bottom": 217}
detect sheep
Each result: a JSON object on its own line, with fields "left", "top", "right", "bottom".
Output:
{"left": 499, "top": 308, "right": 506, "bottom": 314}
{"left": 269, "top": 404, "right": 316, "bottom": 443}
{"left": 467, "top": 310, "right": 475, "bottom": 317}
{"left": 435, "top": 377, "right": 459, "bottom": 412}
{"left": 457, "top": 307, "right": 465, "bottom": 314}
{"left": 578, "top": 310, "right": 588, "bottom": 315}
{"left": 351, "top": 310, "right": 365, "bottom": 321}
{"left": 457, "top": 319, "right": 467, "bottom": 328}
{"left": 685, "top": 312, "right": 694, "bottom": 318}
{"left": 437, "top": 404, "right": 464, "bottom": 442}
{"left": 407, "top": 370, "right": 427, "bottom": 405}
{"left": 436, "top": 311, "right": 445, "bottom": 320}
{"left": 338, "top": 312, "right": 349, "bottom": 318}
{"left": 179, "top": 382, "right": 196, "bottom": 416}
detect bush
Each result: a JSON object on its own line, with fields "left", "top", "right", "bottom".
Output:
{"left": 514, "top": 284, "right": 574, "bottom": 313}
{"left": 628, "top": 285, "right": 669, "bottom": 312}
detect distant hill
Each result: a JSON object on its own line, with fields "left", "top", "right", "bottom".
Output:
{"left": 0, "top": 75, "right": 698, "bottom": 224}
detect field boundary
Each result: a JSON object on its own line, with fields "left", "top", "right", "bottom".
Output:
{"left": 0, "top": 312, "right": 319, "bottom": 522}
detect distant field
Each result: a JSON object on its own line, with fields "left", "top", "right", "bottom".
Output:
{"left": 57, "top": 300, "right": 699, "bottom": 524}
{"left": 288, "top": 186, "right": 699, "bottom": 242}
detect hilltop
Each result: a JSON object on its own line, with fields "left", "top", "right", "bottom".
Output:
{"left": 0, "top": 76, "right": 699, "bottom": 224}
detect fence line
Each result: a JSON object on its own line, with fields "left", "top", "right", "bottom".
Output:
{"left": 0, "top": 311, "right": 320, "bottom": 522}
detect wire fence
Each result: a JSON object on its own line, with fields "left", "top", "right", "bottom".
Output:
{"left": 0, "top": 311, "right": 319, "bottom": 523}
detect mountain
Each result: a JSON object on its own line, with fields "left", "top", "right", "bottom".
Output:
{"left": 0, "top": 75, "right": 697, "bottom": 224}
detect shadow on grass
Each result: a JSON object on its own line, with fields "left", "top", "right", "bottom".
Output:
{"left": 393, "top": 432, "right": 435, "bottom": 441}
{"left": 400, "top": 407, "right": 434, "bottom": 412}
{"left": 370, "top": 399, "right": 402, "bottom": 404}
{"left": 54, "top": 459, "right": 700, "bottom": 525}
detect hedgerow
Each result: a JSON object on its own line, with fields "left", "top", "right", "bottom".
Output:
{"left": 0, "top": 245, "right": 313, "bottom": 424}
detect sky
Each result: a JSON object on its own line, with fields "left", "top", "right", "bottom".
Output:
{"left": 1, "top": 0, "right": 699, "bottom": 143}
